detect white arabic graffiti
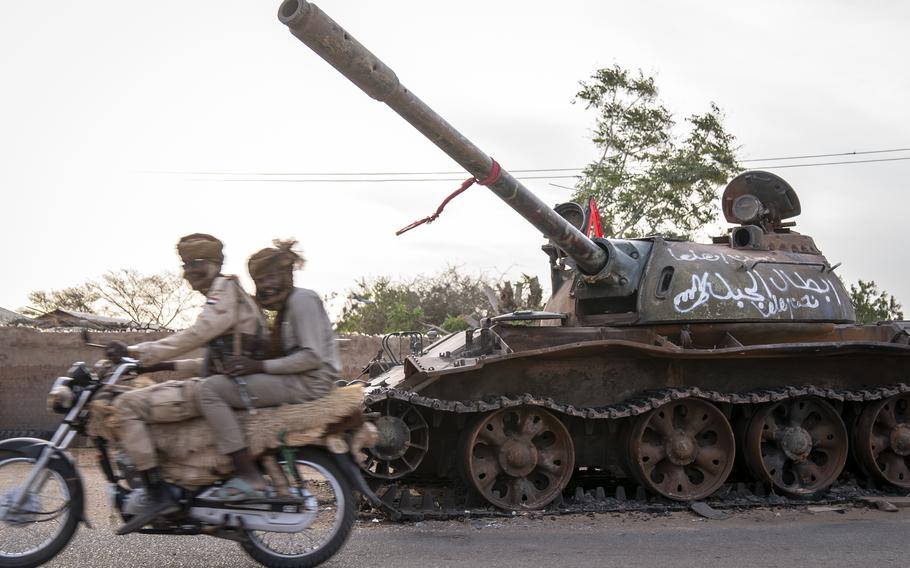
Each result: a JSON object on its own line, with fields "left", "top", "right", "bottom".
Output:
{"left": 672, "top": 269, "right": 841, "bottom": 318}
{"left": 667, "top": 248, "right": 775, "bottom": 265}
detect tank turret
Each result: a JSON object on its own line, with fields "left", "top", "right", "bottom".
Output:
{"left": 278, "top": 1, "right": 853, "bottom": 326}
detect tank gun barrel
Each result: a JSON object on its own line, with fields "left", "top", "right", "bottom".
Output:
{"left": 277, "top": 0, "right": 608, "bottom": 275}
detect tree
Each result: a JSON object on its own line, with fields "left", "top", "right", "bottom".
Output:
{"left": 20, "top": 284, "right": 100, "bottom": 316}
{"left": 849, "top": 280, "right": 903, "bottom": 323}
{"left": 335, "top": 267, "right": 544, "bottom": 335}
{"left": 94, "top": 269, "right": 200, "bottom": 330}
{"left": 572, "top": 65, "right": 741, "bottom": 239}
{"left": 336, "top": 276, "right": 424, "bottom": 335}
{"left": 494, "top": 274, "right": 544, "bottom": 315}
{"left": 21, "top": 269, "right": 201, "bottom": 329}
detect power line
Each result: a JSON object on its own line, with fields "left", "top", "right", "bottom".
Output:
{"left": 175, "top": 167, "right": 582, "bottom": 177}
{"left": 193, "top": 174, "right": 583, "bottom": 183}
{"left": 186, "top": 155, "right": 910, "bottom": 184}
{"left": 741, "top": 147, "right": 910, "bottom": 162}
{"left": 164, "top": 146, "right": 910, "bottom": 178}
{"left": 758, "top": 155, "right": 910, "bottom": 169}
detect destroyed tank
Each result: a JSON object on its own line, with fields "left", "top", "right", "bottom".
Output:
{"left": 278, "top": 0, "right": 910, "bottom": 510}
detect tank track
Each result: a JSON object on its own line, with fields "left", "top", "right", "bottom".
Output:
{"left": 370, "top": 477, "right": 901, "bottom": 522}
{"left": 365, "top": 383, "right": 910, "bottom": 418}
{"left": 365, "top": 383, "right": 910, "bottom": 521}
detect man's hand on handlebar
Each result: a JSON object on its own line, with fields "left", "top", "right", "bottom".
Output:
{"left": 224, "top": 356, "right": 264, "bottom": 377}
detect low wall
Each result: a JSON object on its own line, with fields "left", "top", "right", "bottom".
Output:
{"left": 0, "top": 327, "right": 381, "bottom": 435}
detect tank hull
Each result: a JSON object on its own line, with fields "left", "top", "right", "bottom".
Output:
{"left": 363, "top": 321, "right": 910, "bottom": 507}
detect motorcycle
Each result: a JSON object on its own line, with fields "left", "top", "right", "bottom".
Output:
{"left": 0, "top": 357, "right": 381, "bottom": 568}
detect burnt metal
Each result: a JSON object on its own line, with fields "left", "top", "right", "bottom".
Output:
{"left": 853, "top": 394, "right": 910, "bottom": 488}
{"left": 625, "top": 399, "right": 735, "bottom": 501}
{"left": 277, "top": 0, "right": 910, "bottom": 513}
{"left": 742, "top": 397, "right": 848, "bottom": 496}
{"left": 362, "top": 400, "right": 428, "bottom": 480}
{"left": 462, "top": 407, "right": 574, "bottom": 510}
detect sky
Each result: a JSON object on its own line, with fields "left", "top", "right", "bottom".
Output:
{"left": 1, "top": 1, "right": 908, "bottom": 319}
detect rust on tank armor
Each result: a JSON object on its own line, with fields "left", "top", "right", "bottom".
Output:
{"left": 278, "top": 0, "right": 910, "bottom": 510}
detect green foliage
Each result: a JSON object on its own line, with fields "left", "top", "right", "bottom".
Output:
{"left": 335, "top": 267, "right": 545, "bottom": 335}
{"left": 849, "top": 280, "right": 903, "bottom": 323}
{"left": 335, "top": 277, "right": 423, "bottom": 334}
{"left": 441, "top": 315, "right": 470, "bottom": 332}
{"left": 572, "top": 65, "right": 741, "bottom": 239}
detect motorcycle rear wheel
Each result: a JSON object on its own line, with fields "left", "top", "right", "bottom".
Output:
{"left": 241, "top": 448, "right": 356, "bottom": 568}
{"left": 0, "top": 450, "right": 80, "bottom": 568}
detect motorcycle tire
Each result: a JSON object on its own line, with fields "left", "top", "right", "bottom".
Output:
{"left": 241, "top": 448, "right": 357, "bottom": 568}
{"left": 0, "top": 449, "right": 82, "bottom": 568}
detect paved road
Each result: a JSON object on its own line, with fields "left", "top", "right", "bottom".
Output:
{"left": 33, "top": 460, "right": 910, "bottom": 568}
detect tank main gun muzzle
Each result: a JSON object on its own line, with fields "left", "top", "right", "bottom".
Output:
{"left": 277, "top": 0, "right": 609, "bottom": 276}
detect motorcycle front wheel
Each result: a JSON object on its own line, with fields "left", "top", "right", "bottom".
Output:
{"left": 241, "top": 448, "right": 357, "bottom": 568}
{"left": 0, "top": 449, "right": 81, "bottom": 568}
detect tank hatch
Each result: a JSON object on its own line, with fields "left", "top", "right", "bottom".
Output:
{"left": 722, "top": 170, "right": 800, "bottom": 231}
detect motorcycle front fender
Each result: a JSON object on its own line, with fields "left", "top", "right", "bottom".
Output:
{"left": 0, "top": 437, "right": 87, "bottom": 526}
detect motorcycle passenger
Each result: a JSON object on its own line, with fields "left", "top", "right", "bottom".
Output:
{"left": 106, "top": 233, "right": 266, "bottom": 535}
{"left": 200, "top": 239, "right": 339, "bottom": 500}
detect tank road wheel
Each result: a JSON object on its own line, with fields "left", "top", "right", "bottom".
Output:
{"left": 463, "top": 406, "right": 574, "bottom": 510}
{"left": 361, "top": 400, "right": 428, "bottom": 480}
{"left": 743, "top": 397, "right": 848, "bottom": 497}
{"left": 853, "top": 394, "right": 910, "bottom": 488}
{"left": 626, "top": 398, "right": 735, "bottom": 501}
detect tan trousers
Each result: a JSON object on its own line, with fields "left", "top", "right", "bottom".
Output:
{"left": 198, "top": 372, "right": 334, "bottom": 456}
{"left": 115, "top": 373, "right": 335, "bottom": 470}
{"left": 114, "top": 380, "right": 203, "bottom": 471}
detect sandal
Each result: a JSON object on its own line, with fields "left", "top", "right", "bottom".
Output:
{"left": 210, "top": 477, "right": 268, "bottom": 502}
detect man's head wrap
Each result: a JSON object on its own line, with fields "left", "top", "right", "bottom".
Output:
{"left": 176, "top": 233, "right": 224, "bottom": 264}
{"left": 248, "top": 239, "right": 306, "bottom": 280}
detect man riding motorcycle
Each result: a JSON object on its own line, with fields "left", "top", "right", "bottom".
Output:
{"left": 202, "top": 239, "right": 339, "bottom": 500}
{"left": 108, "top": 235, "right": 343, "bottom": 535}
{"left": 106, "top": 233, "right": 267, "bottom": 534}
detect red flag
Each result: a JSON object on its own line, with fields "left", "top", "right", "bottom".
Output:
{"left": 586, "top": 198, "right": 604, "bottom": 238}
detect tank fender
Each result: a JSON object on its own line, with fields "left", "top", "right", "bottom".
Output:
{"left": 0, "top": 437, "right": 87, "bottom": 526}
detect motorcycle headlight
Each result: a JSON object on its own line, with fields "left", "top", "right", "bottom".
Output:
{"left": 46, "top": 377, "right": 75, "bottom": 414}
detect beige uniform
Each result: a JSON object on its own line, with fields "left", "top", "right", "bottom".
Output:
{"left": 115, "top": 275, "right": 266, "bottom": 470}
{"left": 129, "top": 275, "right": 265, "bottom": 366}
{"left": 199, "top": 287, "right": 338, "bottom": 455}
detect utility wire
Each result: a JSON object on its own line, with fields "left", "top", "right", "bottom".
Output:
{"left": 741, "top": 147, "right": 910, "bottom": 162}
{"left": 168, "top": 146, "right": 910, "bottom": 178}
{"left": 188, "top": 155, "right": 910, "bottom": 184}
{"left": 197, "top": 174, "right": 583, "bottom": 183}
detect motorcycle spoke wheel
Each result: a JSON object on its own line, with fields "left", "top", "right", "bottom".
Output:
{"left": 743, "top": 397, "right": 848, "bottom": 496}
{"left": 626, "top": 398, "right": 735, "bottom": 501}
{"left": 854, "top": 394, "right": 910, "bottom": 488}
{"left": 0, "top": 452, "right": 79, "bottom": 566}
{"left": 462, "top": 406, "right": 574, "bottom": 510}
{"left": 242, "top": 449, "right": 355, "bottom": 568}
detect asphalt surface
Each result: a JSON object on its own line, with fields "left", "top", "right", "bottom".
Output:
{"left": 26, "top": 454, "right": 910, "bottom": 568}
